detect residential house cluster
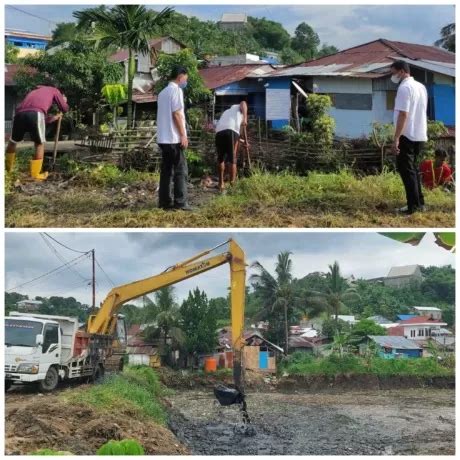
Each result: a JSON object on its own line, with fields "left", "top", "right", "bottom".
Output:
{"left": 5, "top": 25, "right": 455, "bottom": 139}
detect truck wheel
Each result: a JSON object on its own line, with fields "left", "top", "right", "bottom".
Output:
{"left": 38, "top": 367, "right": 59, "bottom": 392}
{"left": 5, "top": 380, "right": 12, "bottom": 392}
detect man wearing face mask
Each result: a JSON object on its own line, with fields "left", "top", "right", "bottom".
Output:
{"left": 390, "top": 60, "right": 428, "bottom": 215}
{"left": 156, "top": 66, "right": 192, "bottom": 211}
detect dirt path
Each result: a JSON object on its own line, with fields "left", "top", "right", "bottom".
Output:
{"left": 167, "top": 389, "right": 455, "bottom": 455}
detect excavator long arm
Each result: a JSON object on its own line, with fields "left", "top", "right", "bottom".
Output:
{"left": 86, "top": 239, "right": 246, "bottom": 392}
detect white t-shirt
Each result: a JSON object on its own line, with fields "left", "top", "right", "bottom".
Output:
{"left": 216, "top": 104, "right": 243, "bottom": 135}
{"left": 156, "top": 82, "right": 186, "bottom": 144}
{"left": 393, "top": 76, "right": 428, "bottom": 142}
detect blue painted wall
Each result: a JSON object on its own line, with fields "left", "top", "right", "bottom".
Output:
{"left": 266, "top": 77, "right": 291, "bottom": 129}
{"left": 432, "top": 84, "right": 455, "bottom": 126}
{"left": 6, "top": 37, "right": 47, "bottom": 50}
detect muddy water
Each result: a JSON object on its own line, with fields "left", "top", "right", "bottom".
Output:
{"left": 167, "top": 389, "right": 455, "bottom": 455}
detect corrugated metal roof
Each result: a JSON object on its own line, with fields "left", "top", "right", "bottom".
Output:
{"left": 387, "top": 265, "right": 420, "bottom": 277}
{"left": 269, "top": 39, "right": 454, "bottom": 79}
{"left": 126, "top": 345, "right": 158, "bottom": 355}
{"left": 200, "top": 64, "right": 273, "bottom": 89}
{"left": 398, "top": 316, "right": 447, "bottom": 326}
{"left": 369, "top": 335, "right": 421, "bottom": 350}
{"left": 395, "top": 57, "right": 455, "bottom": 77}
{"left": 413, "top": 306, "right": 441, "bottom": 312}
{"left": 109, "top": 36, "right": 185, "bottom": 62}
{"left": 220, "top": 13, "right": 247, "bottom": 23}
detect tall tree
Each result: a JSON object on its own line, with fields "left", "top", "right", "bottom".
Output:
{"left": 435, "top": 23, "right": 455, "bottom": 52}
{"left": 74, "top": 5, "right": 174, "bottom": 128}
{"left": 317, "top": 43, "right": 339, "bottom": 58}
{"left": 307, "top": 261, "right": 361, "bottom": 322}
{"left": 180, "top": 288, "right": 218, "bottom": 366}
{"left": 49, "top": 22, "right": 81, "bottom": 47}
{"left": 291, "top": 22, "right": 320, "bottom": 60}
{"left": 248, "top": 16, "right": 291, "bottom": 51}
{"left": 250, "top": 251, "right": 301, "bottom": 353}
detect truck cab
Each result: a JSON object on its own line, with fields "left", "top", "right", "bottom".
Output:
{"left": 5, "top": 312, "right": 78, "bottom": 392}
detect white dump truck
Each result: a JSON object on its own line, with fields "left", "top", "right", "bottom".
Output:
{"left": 5, "top": 312, "right": 125, "bottom": 392}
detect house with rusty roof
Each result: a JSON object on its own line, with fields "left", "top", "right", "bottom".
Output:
{"left": 261, "top": 38, "right": 455, "bottom": 136}
{"left": 109, "top": 36, "right": 186, "bottom": 110}
{"left": 199, "top": 63, "right": 275, "bottom": 120}
{"left": 388, "top": 316, "right": 448, "bottom": 343}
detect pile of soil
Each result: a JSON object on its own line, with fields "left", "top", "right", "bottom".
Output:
{"left": 5, "top": 392, "right": 188, "bottom": 455}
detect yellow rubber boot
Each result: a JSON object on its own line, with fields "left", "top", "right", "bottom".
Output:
{"left": 30, "top": 159, "right": 49, "bottom": 181}
{"left": 5, "top": 153, "right": 16, "bottom": 172}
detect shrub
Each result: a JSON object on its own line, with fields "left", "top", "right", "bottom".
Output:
{"left": 186, "top": 149, "right": 208, "bottom": 177}
{"left": 97, "top": 439, "right": 144, "bottom": 455}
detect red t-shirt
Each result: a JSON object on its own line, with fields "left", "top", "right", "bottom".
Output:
{"left": 420, "top": 160, "right": 453, "bottom": 189}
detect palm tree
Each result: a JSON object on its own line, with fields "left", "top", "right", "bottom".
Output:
{"left": 306, "top": 261, "right": 361, "bottom": 322}
{"left": 143, "top": 287, "right": 184, "bottom": 351}
{"left": 74, "top": 5, "right": 174, "bottom": 128}
{"left": 250, "top": 251, "right": 301, "bottom": 354}
{"left": 435, "top": 23, "right": 455, "bottom": 52}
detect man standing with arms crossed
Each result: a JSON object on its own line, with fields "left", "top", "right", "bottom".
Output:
{"left": 156, "top": 66, "right": 192, "bottom": 211}
{"left": 390, "top": 60, "right": 428, "bottom": 215}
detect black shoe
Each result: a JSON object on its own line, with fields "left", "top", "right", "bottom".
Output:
{"left": 159, "top": 204, "right": 174, "bottom": 211}
{"left": 174, "top": 204, "right": 194, "bottom": 212}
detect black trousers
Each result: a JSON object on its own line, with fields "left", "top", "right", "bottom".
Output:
{"left": 396, "top": 135, "right": 425, "bottom": 211}
{"left": 158, "top": 143, "right": 188, "bottom": 208}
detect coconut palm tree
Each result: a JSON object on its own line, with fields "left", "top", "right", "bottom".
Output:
{"left": 306, "top": 261, "right": 361, "bottom": 322}
{"left": 250, "top": 251, "right": 301, "bottom": 354}
{"left": 143, "top": 287, "right": 184, "bottom": 352}
{"left": 74, "top": 5, "right": 174, "bottom": 128}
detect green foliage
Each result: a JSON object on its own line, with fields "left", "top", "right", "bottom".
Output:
{"left": 185, "top": 150, "right": 208, "bottom": 177}
{"left": 348, "top": 319, "right": 387, "bottom": 345}
{"left": 317, "top": 44, "right": 339, "bottom": 57}
{"left": 14, "top": 41, "right": 123, "bottom": 116}
{"left": 281, "top": 353, "right": 453, "bottom": 377}
{"left": 64, "top": 366, "right": 166, "bottom": 423}
{"left": 155, "top": 49, "right": 211, "bottom": 105}
{"left": 291, "top": 22, "right": 320, "bottom": 59}
{"left": 180, "top": 288, "right": 218, "bottom": 358}
{"left": 280, "top": 47, "right": 305, "bottom": 65}
{"left": 5, "top": 43, "right": 20, "bottom": 64}
{"left": 321, "top": 318, "right": 351, "bottom": 338}
{"left": 187, "top": 107, "right": 206, "bottom": 130}
{"left": 371, "top": 122, "right": 394, "bottom": 148}
{"left": 247, "top": 16, "right": 291, "bottom": 51}
{"left": 435, "top": 23, "right": 455, "bottom": 53}
{"left": 102, "top": 84, "right": 127, "bottom": 107}
{"left": 97, "top": 439, "right": 144, "bottom": 456}
{"left": 49, "top": 22, "right": 80, "bottom": 47}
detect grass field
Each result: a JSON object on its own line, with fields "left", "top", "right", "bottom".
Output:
{"left": 5, "top": 153, "right": 455, "bottom": 228}
{"left": 281, "top": 352, "right": 455, "bottom": 378}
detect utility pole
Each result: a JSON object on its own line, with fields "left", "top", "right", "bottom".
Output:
{"left": 91, "top": 249, "right": 96, "bottom": 309}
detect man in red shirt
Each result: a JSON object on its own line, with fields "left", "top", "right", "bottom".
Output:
{"left": 420, "top": 149, "right": 453, "bottom": 190}
{"left": 6, "top": 85, "right": 69, "bottom": 180}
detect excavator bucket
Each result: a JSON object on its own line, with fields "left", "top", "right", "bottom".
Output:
{"left": 214, "top": 384, "right": 244, "bottom": 406}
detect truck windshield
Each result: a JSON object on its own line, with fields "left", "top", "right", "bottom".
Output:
{"left": 5, "top": 319, "right": 43, "bottom": 347}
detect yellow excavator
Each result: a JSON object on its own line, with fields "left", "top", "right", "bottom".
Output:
{"left": 87, "top": 238, "right": 247, "bottom": 404}
{"left": 6, "top": 239, "right": 247, "bottom": 409}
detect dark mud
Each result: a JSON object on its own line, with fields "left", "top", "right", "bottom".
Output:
{"left": 167, "top": 389, "right": 455, "bottom": 455}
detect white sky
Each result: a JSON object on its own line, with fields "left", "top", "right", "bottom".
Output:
{"left": 5, "top": 232, "right": 455, "bottom": 306}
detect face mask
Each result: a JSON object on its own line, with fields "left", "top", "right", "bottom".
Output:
{"left": 179, "top": 81, "right": 188, "bottom": 89}
{"left": 391, "top": 74, "right": 401, "bottom": 84}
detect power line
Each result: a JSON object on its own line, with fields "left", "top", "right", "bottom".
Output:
{"left": 40, "top": 234, "right": 90, "bottom": 282}
{"left": 7, "top": 253, "right": 89, "bottom": 292}
{"left": 6, "top": 5, "right": 58, "bottom": 26}
{"left": 42, "top": 233, "right": 91, "bottom": 255}
{"left": 95, "top": 258, "right": 116, "bottom": 287}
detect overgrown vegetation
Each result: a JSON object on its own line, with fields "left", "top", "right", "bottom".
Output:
{"left": 6, "top": 166, "right": 454, "bottom": 228}
{"left": 281, "top": 352, "right": 454, "bottom": 378}
{"left": 63, "top": 366, "right": 167, "bottom": 424}
{"left": 97, "top": 439, "right": 145, "bottom": 455}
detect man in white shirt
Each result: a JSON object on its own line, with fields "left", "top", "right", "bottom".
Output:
{"left": 391, "top": 60, "right": 428, "bottom": 215}
{"left": 156, "top": 66, "right": 191, "bottom": 211}
{"left": 215, "top": 101, "right": 248, "bottom": 192}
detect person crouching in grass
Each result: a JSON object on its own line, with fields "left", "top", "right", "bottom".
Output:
{"left": 420, "top": 148, "right": 454, "bottom": 191}
{"left": 215, "top": 100, "right": 248, "bottom": 192}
